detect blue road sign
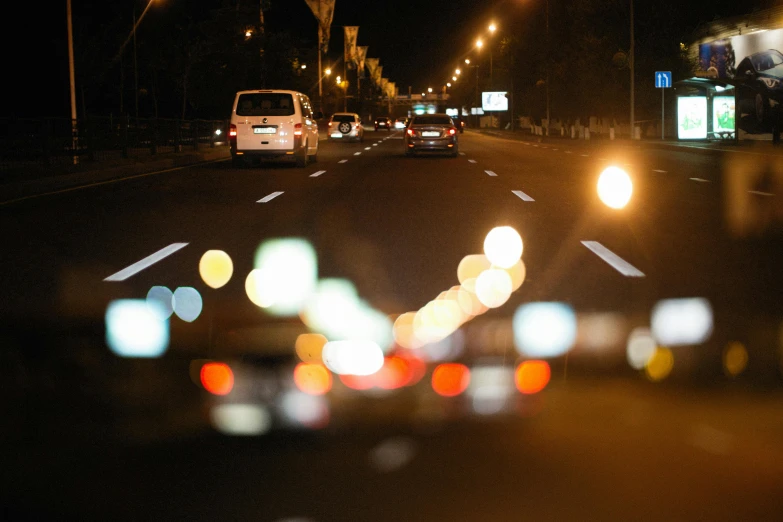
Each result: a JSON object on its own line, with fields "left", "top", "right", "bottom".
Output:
{"left": 655, "top": 71, "right": 672, "bottom": 88}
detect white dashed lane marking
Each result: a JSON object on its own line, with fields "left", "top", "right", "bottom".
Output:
{"left": 485, "top": 170, "right": 497, "bottom": 177}
{"left": 512, "top": 190, "right": 535, "bottom": 202}
{"left": 690, "top": 177, "right": 710, "bottom": 183}
{"left": 581, "top": 241, "right": 645, "bottom": 277}
{"left": 354, "top": 152, "right": 362, "bottom": 156}
{"left": 653, "top": 169, "right": 668, "bottom": 173}
{"left": 468, "top": 159, "right": 477, "bottom": 164}
{"left": 339, "top": 159, "right": 348, "bottom": 164}
{"left": 309, "top": 170, "right": 326, "bottom": 177}
{"left": 749, "top": 190, "right": 774, "bottom": 196}
{"left": 104, "top": 243, "right": 189, "bottom": 282}
{"left": 257, "top": 191, "right": 284, "bottom": 203}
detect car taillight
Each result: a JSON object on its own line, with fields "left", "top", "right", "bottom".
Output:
{"left": 447, "top": 127, "right": 456, "bottom": 136}
{"left": 406, "top": 128, "right": 416, "bottom": 137}
{"left": 294, "top": 123, "right": 303, "bottom": 136}
{"left": 229, "top": 124, "right": 237, "bottom": 137}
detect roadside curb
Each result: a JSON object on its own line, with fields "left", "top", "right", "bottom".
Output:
{"left": 1, "top": 148, "right": 230, "bottom": 205}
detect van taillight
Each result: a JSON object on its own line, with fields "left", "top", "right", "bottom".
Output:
{"left": 294, "top": 123, "right": 303, "bottom": 136}
{"left": 229, "top": 124, "right": 237, "bottom": 137}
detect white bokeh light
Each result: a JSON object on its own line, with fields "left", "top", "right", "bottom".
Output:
{"left": 475, "top": 269, "right": 513, "bottom": 308}
{"left": 483, "top": 226, "right": 524, "bottom": 268}
{"left": 513, "top": 302, "right": 577, "bottom": 358}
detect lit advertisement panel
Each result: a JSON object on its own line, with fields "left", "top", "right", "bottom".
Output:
{"left": 482, "top": 92, "right": 508, "bottom": 111}
{"left": 713, "top": 96, "right": 735, "bottom": 133}
{"left": 678, "top": 97, "right": 707, "bottom": 139}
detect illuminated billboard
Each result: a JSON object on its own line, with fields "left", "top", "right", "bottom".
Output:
{"left": 713, "top": 96, "right": 735, "bottom": 133}
{"left": 482, "top": 92, "right": 508, "bottom": 111}
{"left": 678, "top": 97, "right": 708, "bottom": 139}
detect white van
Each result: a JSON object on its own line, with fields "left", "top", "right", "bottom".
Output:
{"left": 229, "top": 90, "right": 320, "bottom": 168}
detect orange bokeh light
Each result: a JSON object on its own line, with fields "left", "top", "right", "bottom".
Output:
{"left": 431, "top": 363, "right": 470, "bottom": 397}
{"left": 200, "top": 362, "right": 234, "bottom": 396}
{"left": 515, "top": 360, "right": 551, "bottom": 394}
{"left": 375, "top": 356, "right": 412, "bottom": 390}
{"left": 339, "top": 373, "right": 376, "bottom": 390}
{"left": 293, "top": 363, "right": 333, "bottom": 395}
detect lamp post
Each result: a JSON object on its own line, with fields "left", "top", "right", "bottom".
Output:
{"left": 66, "top": 0, "right": 78, "bottom": 164}
{"left": 488, "top": 23, "right": 496, "bottom": 88}
{"left": 630, "top": 0, "right": 635, "bottom": 139}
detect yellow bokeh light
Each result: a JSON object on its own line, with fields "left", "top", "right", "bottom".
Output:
{"left": 393, "top": 312, "right": 417, "bottom": 349}
{"left": 597, "top": 166, "right": 633, "bottom": 209}
{"left": 458, "top": 254, "right": 492, "bottom": 284}
{"left": 502, "top": 259, "right": 526, "bottom": 291}
{"left": 645, "top": 347, "right": 674, "bottom": 382}
{"left": 483, "top": 226, "right": 523, "bottom": 269}
{"left": 723, "top": 342, "right": 748, "bottom": 377}
{"left": 295, "top": 333, "right": 328, "bottom": 363}
{"left": 199, "top": 250, "right": 234, "bottom": 289}
{"left": 475, "top": 269, "right": 513, "bottom": 308}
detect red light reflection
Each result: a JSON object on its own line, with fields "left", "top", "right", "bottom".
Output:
{"left": 432, "top": 363, "right": 470, "bottom": 397}
{"left": 200, "top": 362, "right": 234, "bottom": 396}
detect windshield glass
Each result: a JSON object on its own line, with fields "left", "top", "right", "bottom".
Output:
{"left": 236, "top": 93, "right": 295, "bottom": 116}
{"left": 9, "top": 2, "right": 783, "bottom": 520}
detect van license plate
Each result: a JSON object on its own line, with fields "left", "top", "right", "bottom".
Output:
{"left": 422, "top": 131, "right": 440, "bottom": 137}
{"left": 254, "top": 127, "right": 276, "bottom": 134}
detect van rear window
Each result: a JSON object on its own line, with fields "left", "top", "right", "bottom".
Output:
{"left": 236, "top": 93, "right": 295, "bottom": 116}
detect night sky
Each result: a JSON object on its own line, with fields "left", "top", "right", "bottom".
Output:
{"left": 10, "top": 0, "right": 767, "bottom": 118}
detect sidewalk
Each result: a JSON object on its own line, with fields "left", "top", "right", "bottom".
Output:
{"left": 1, "top": 146, "right": 230, "bottom": 205}
{"left": 469, "top": 128, "right": 783, "bottom": 157}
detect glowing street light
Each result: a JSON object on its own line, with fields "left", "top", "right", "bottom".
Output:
{"left": 325, "top": 67, "right": 332, "bottom": 76}
{"left": 427, "top": 87, "right": 433, "bottom": 93}
{"left": 476, "top": 38, "right": 484, "bottom": 49}
{"left": 245, "top": 30, "right": 252, "bottom": 38}
{"left": 452, "top": 76, "right": 457, "bottom": 81}
{"left": 301, "top": 64, "right": 307, "bottom": 69}
{"left": 336, "top": 75, "right": 341, "bottom": 83}
{"left": 465, "top": 58, "right": 471, "bottom": 65}
{"left": 489, "top": 22, "right": 497, "bottom": 33}
{"left": 456, "top": 68, "right": 461, "bottom": 75}
{"left": 447, "top": 82, "right": 452, "bottom": 87}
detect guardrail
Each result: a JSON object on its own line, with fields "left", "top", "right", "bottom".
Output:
{"left": 0, "top": 116, "right": 229, "bottom": 180}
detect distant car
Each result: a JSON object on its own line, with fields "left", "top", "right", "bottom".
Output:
{"left": 374, "top": 117, "right": 392, "bottom": 131}
{"left": 394, "top": 118, "right": 408, "bottom": 130}
{"left": 736, "top": 49, "right": 783, "bottom": 129}
{"left": 404, "top": 114, "right": 459, "bottom": 157}
{"left": 328, "top": 113, "right": 364, "bottom": 142}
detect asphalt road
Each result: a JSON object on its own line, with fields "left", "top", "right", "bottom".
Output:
{"left": 2, "top": 129, "right": 783, "bottom": 520}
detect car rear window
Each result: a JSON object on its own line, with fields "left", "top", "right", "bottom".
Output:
{"left": 332, "top": 114, "right": 356, "bottom": 123}
{"left": 236, "top": 93, "right": 295, "bottom": 116}
{"left": 412, "top": 116, "right": 452, "bottom": 125}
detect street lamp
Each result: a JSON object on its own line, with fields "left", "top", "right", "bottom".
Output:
{"left": 465, "top": 58, "right": 471, "bottom": 65}
{"left": 456, "top": 68, "right": 461, "bottom": 75}
{"left": 489, "top": 23, "right": 497, "bottom": 33}
{"left": 325, "top": 67, "right": 332, "bottom": 76}
{"left": 427, "top": 87, "right": 433, "bottom": 93}
{"left": 476, "top": 38, "right": 484, "bottom": 49}
{"left": 301, "top": 64, "right": 307, "bottom": 69}
{"left": 447, "top": 82, "right": 452, "bottom": 87}
{"left": 452, "top": 76, "right": 457, "bottom": 81}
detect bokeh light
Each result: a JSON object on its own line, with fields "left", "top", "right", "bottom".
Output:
{"left": 106, "top": 299, "right": 169, "bottom": 357}
{"left": 515, "top": 360, "right": 551, "bottom": 394}
{"left": 200, "top": 362, "right": 235, "bottom": 395}
{"left": 483, "top": 226, "right": 524, "bottom": 268}
{"left": 293, "top": 363, "right": 333, "bottom": 395}
{"left": 393, "top": 312, "right": 418, "bottom": 349}
{"left": 502, "top": 260, "right": 527, "bottom": 291}
{"left": 322, "top": 340, "right": 385, "bottom": 375}
{"left": 295, "top": 333, "right": 328, "bottom": 363}
{"left": 651, "top": 298, "right": 713, "bottom": 346}
{"left": 146, "top": 286, "right": 174, "bottom": 320}
{"left": 458, "top": 254, "right": 492, "bottom": 284}
{"left": 469, "top": 365, "right": 514, "bottom": 415}
{"left": 210, "top": 403, "right": 271, "bottom": 436}
{"left": 431, "top": 363, "right": 470, "bottom": 397}
{"left": 172, "top": 287, "right": 203, "bottom": 322}
{"left": 253, "top": 238, "right": 317, "bottom": 317}
{"left": 280, "top": 390, "right": 329, "bottom": 429}
{"left": 514, "top": 302, "right": 577, "bottom": 358}
{"left": 374, "top": 356, "right": 413, "bottom": 390}
{"left": 627, "top": 327, "right": 657, "bottom": 370}
{"left": 475, "top": 269, "right": 513, "bottom": 308}
{"left": 597, "top": 166, "right": 633, "bottom": 209}
{"left": 645, "top": 347, "right": 674, "bottom": 382}
{"left": 199, "top": 250, "right": 234, "bottom": 289}
{"left": 723, "top": 342, "right": 748, "bottom": 377}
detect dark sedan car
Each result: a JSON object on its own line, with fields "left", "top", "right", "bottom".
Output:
{"left": 404, "top": 114, "right": 459, "bottom": 157}
{"left": 374, "top": 116, "right": 392, "bottom": 131}
{"left": 736, "top": 49, "right": 783, "bottom": 130}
